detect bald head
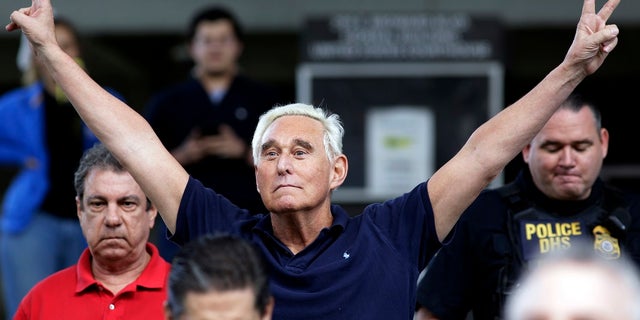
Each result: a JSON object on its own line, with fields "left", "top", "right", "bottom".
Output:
{"left": 504, "top": 244, "right": 640, "bottom": 320}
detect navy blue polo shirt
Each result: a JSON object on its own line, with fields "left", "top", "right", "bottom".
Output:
{"left": 172, "top": 177, "right": 441, "bottom": 320}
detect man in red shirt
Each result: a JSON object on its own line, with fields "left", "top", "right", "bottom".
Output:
{"left": 14, "top": 144, "right": 171, "bottom": 319}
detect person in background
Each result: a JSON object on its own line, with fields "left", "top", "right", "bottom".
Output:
{"left": 165, "top": 233, "right": 273, "bottom": 320}
{"left": 0, "top": 16, "right": 124, "bottom": 319}
{"left": 144, "top": 5, "right": 281, "bottom": 260}
{"left": 503, "top": 241, "right": 640, "bottom": 320}
{"left": 415, "top": 94, "right": 640, "bottom": 320}
{"left": 14, "top": 143, "right": 170, "bottom": 319}
{"left": 5, "top": 0, "right": 620, "bottom": 317}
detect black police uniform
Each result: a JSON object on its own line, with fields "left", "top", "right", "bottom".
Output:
{"left": 416, "top": 170, "right": 640, "bottom": 320}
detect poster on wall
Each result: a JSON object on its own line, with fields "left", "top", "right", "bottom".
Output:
{"left": 366, "top": 106, "right": 435, "bottom": 198}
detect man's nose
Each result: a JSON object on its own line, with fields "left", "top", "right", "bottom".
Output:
{"left": 558, "top": 147, "right": 576, "bottom": 166}
{"left": 276, "top": 154, "right": 293, "bottom": 175}
{"left": 104, "top": 206, "right": 123, "bottom": 226}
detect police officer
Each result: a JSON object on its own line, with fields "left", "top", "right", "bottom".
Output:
{"left": 415, "top": 93, "right": 640, "bottom": 320}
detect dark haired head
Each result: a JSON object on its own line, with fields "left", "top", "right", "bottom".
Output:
{"left": 187, "top": 6, "right": 244, "bottom": 43}
{"left": 74, "top": 143, "right": 151, "bottom": 210}
{"left": 52, "top": 16, "right": 83, "bottom": 57}
{"left": 53, "top": 16, "right": 80, "bottom": 41}
{"left": 74, "top": 143, "right": 125, "bottom": 200}
{"left": 166, "top": 233, "right": 271, "bottom": 317}
{"left": 560, "top": 92, "right": 602, "bottom": 130}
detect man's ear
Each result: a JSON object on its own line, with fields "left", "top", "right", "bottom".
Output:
{"left": 163, "top": 301, "right": 173, "bottom": 320}
{"left": 521, "top": 145, "right": 532, "bottom": 165}
{"left": 600, "top": 127, "right": 609, "bottom": 158}
{"left": 330, "top": 154, "right": 348, "bottom": 191}
{"left": 76, "top": 196, "right": 82, "bottom": 220}
{"left": 147, "top": 202, "right": 158, "bottom": 230}
{"left": 261, "top": 296, "right": 275, "bottom": 320}
{"left": 255, "top": 165, "right": 260, "bottom": 194}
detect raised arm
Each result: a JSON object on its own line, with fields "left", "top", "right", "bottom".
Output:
{"left": 6, "top": 0, "right": 187, "bottom": 232}
{"left": 427, "top": 0, "right": 620, "bottom": 241}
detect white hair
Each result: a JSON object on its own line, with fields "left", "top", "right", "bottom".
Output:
{"left": 504, "top": 241, "right": 640, "bottom": 320}
{"left": 251, "top": 103, "right": 344, "bottom": 164}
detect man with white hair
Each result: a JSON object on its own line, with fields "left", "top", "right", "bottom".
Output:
{"left": 504, "top": 241, "right": 640, "bottom": 320}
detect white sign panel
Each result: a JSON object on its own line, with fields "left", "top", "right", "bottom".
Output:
{"left": 365, "top": 106, "right": 435, "bottom": 197}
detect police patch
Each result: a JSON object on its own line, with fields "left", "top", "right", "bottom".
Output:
{"left": 518, "top": 218, "right": 589, "bottom": 261}
{"left": 593, "top": 225, "right": 620, "bottom": 259}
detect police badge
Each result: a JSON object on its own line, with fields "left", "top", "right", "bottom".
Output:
{"left": 592, "top": 225, "right": 620, "bottom": 259}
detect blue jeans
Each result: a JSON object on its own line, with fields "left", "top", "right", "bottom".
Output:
{"left": 1, "top": 212, "right": 86, "bottom": 319}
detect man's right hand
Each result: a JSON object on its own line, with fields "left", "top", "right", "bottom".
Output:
{"left": 7, "top": 0, "right": 58, "bottom": 55}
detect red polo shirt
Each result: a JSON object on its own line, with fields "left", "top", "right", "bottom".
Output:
{"left": 14, "top": 243, "right": 170, "bottom": 320}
